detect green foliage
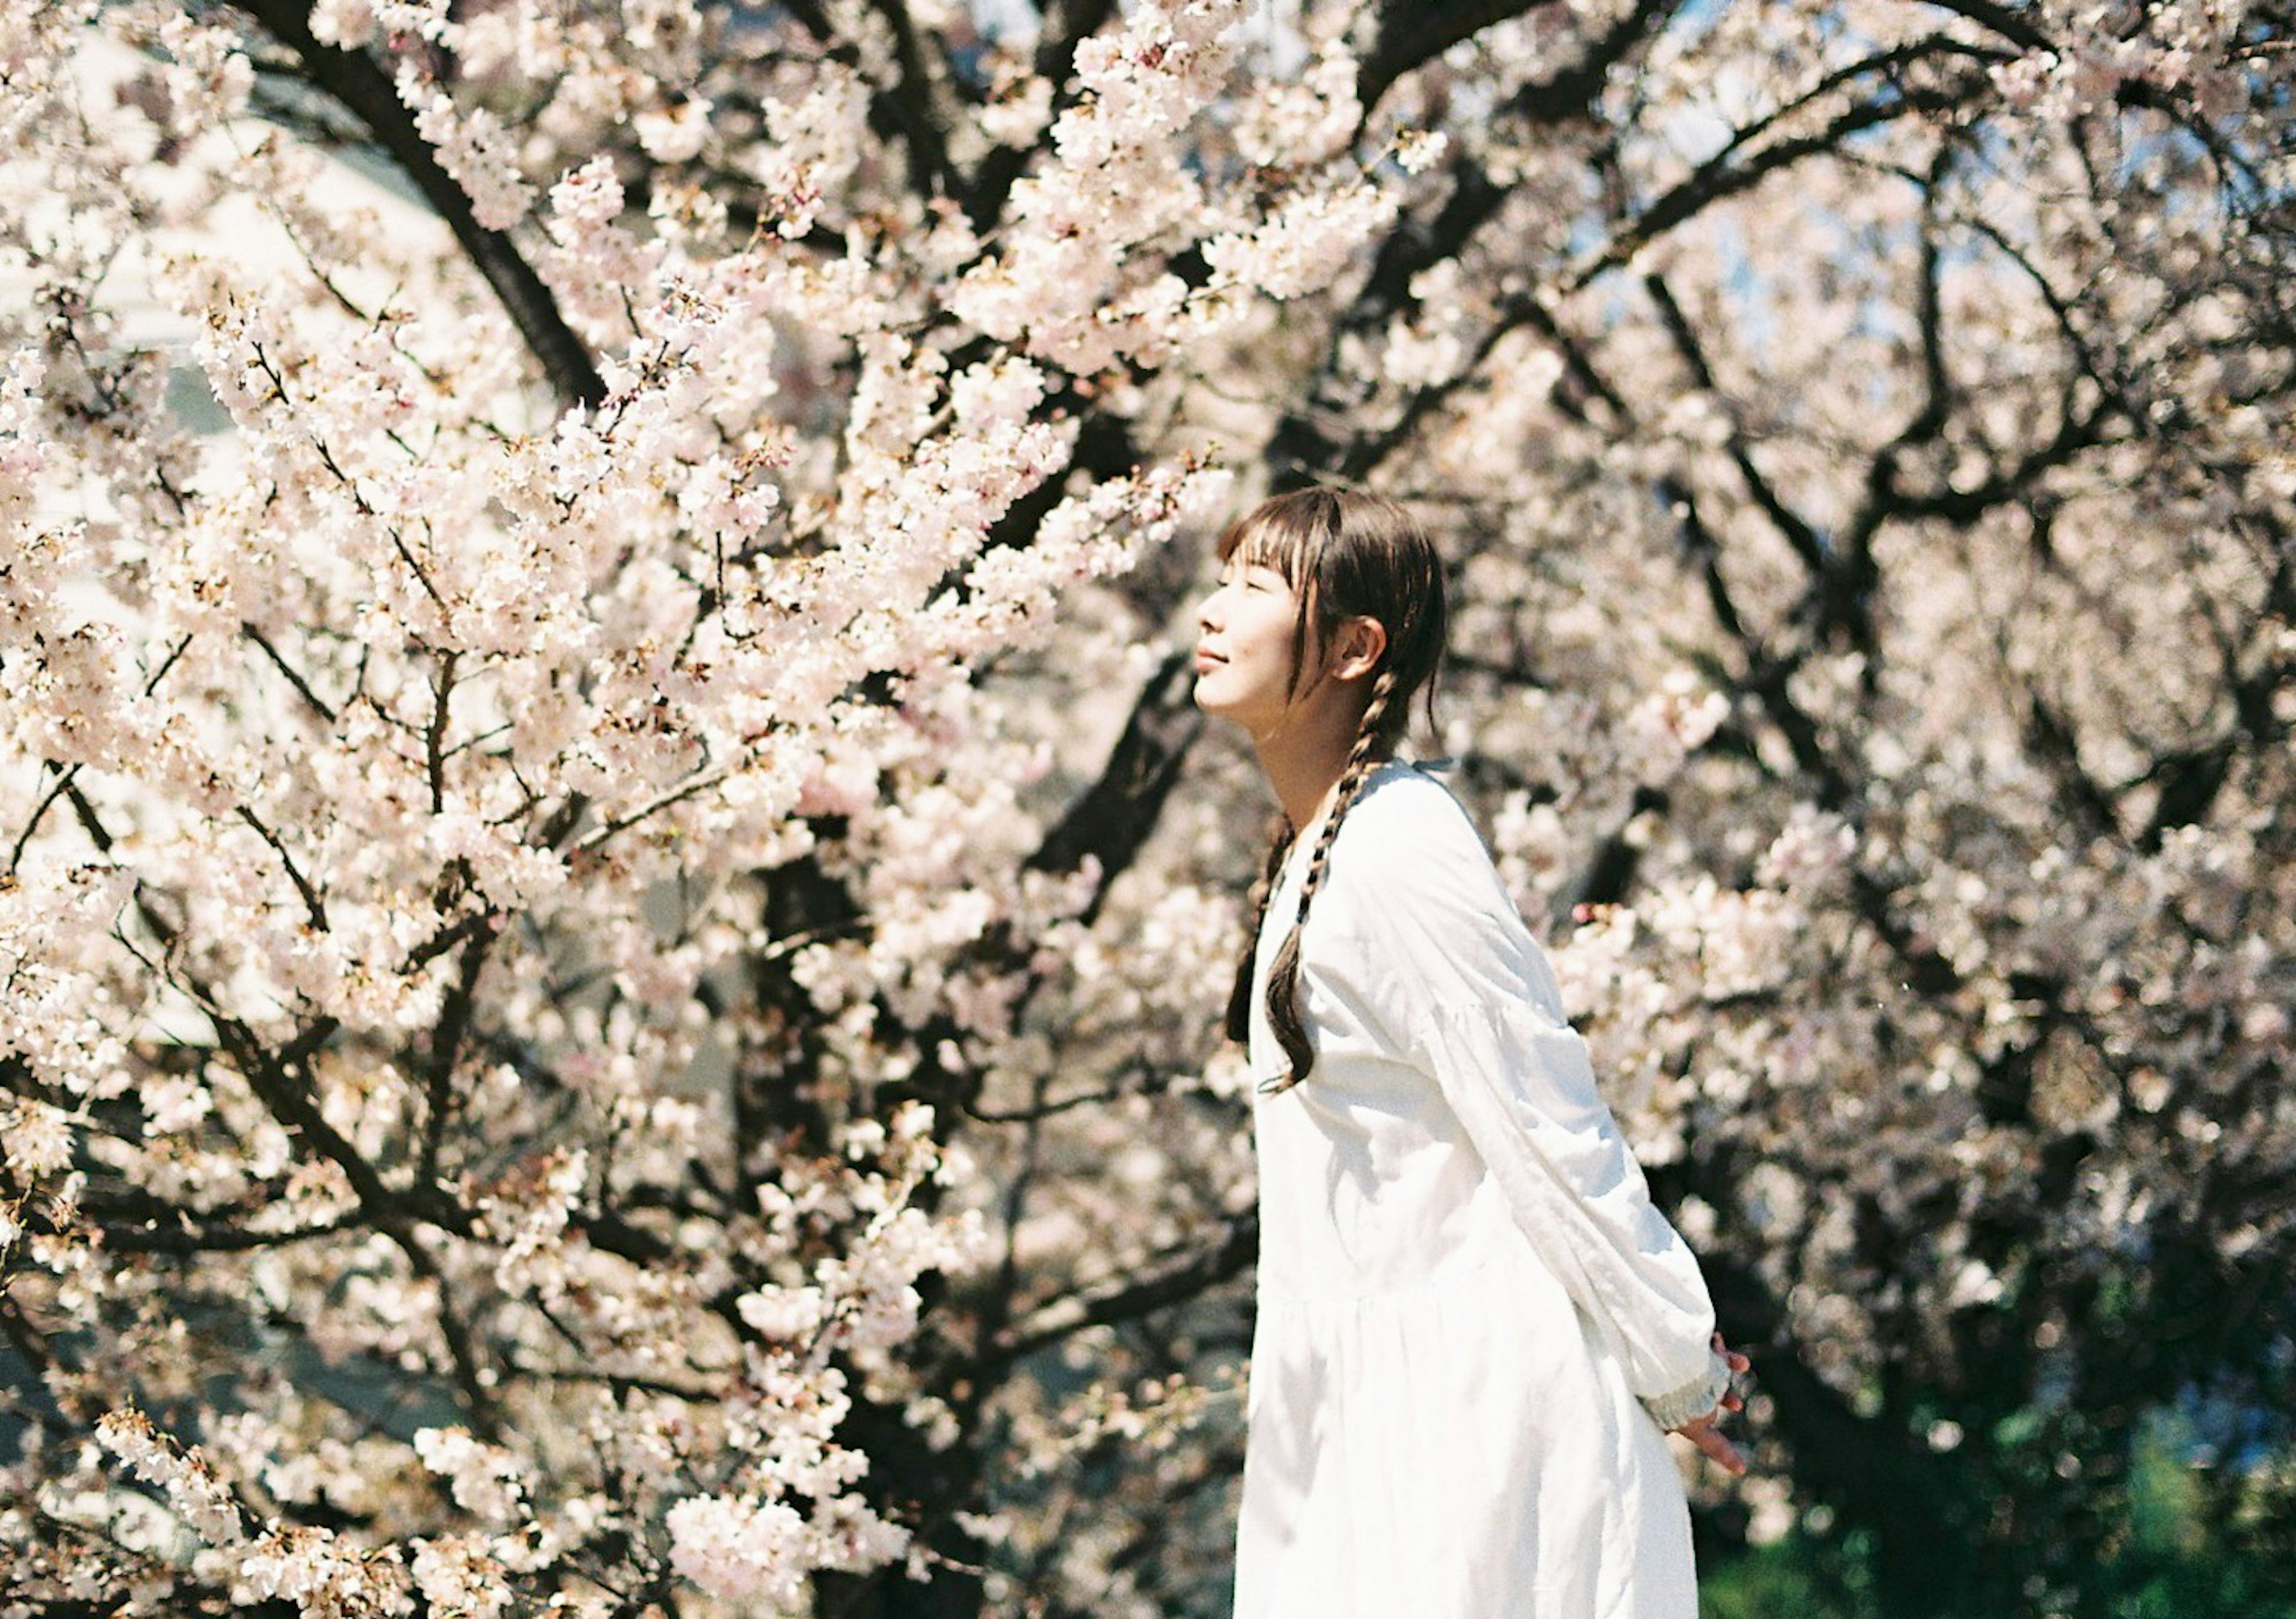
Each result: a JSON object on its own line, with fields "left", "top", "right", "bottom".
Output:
{"left": 1702, "top": 1424, "right": 2296, "bottom": 1619}
{"left": 1700, "top": 1535, "right": 1876, "bottom": 1619}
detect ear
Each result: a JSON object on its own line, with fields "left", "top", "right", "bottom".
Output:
{"left": 1328, "top": 615, "right": 1387, "bottom": 684}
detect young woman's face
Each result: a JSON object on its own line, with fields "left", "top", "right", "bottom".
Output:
{"left": 1193, "top": 551, "right": 1309, "bottom": 731}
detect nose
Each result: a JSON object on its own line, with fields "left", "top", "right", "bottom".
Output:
{"left": 1197, "top": 581, "right": 1226, "bottom": 633}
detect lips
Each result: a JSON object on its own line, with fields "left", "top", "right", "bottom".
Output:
{"left": 1193, "top": 645, "right": 1226, "bottom": 673}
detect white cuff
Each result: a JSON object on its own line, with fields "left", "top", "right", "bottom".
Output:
{"left": 1639, "top": 1346, "right": 1732, "bottom": 1431}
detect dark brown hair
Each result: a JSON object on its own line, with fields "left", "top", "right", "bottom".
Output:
{"left": 1219, "top": 487, "right": 1446, "bottom": 1091}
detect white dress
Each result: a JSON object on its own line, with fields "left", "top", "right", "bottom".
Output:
{"left": 1233, "top": 763, "right": 1729, "bottom": 1619}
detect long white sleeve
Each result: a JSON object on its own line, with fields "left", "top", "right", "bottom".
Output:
{"left": 1315, "top": 772, "right": 1728, "bottom": 1423}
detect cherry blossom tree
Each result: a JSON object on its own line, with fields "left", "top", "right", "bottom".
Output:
{"left": 2, "top": 2, "right": 2291, "bottom": 1618}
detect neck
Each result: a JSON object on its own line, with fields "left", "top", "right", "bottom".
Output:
{"left": 1250, "top": 691, "right": 1373, "bottom": 829}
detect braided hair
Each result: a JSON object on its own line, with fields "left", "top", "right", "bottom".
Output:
{"left": 1218, "top": 487, "right": 1447, "bottom": 1091}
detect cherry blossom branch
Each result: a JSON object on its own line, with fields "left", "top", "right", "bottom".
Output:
{"left": 1934, "top": 200, "right": 2130, "bottom": 420}
{"left": 967, "top": 0, "right": 1121, "bottom": 224}
{"left": 1023, "top": 650, "right": 1202, "bottom": 913}
{"left": 866, "top": 0, "right": 964, "bottom": 202}
{"left": 1292, "top": 43, "right": 2005, "bottom": 487}
{"left": 1354, "top": 0, "right": 1635, "bottom": 123}
{"left": 240, "top": 624, "right": 337, "bottom": 723}
{"left": 569, "top": 756, "right": 747, "bottom": 855}
{"left": 1642, "top": 273, "right": 1828, "bottom": 574}
{"left": 396, "top": 1224, "right": 505, "bottom": 1442}
{"left": 93, "top": 1209, "right": 355, "bottom": 1255}
{"left": 227, "top": 0, "right": 606, "bottom": 409}
{"left": 416, "top": 919, "right": 493, "bottom": 1189}
{"left": 2017, "top": 685, "right": 2126, "bottom": 843}
{"left": 1569, "top": 41, "right": 2006, "bottom": 291}
{"left": 1657, "top": 477, "right": 1965, "bottom": 999}
{"left": 63, "top": 788, "right": 479, "bottom": 1258}
{"left": 215, "top": 1015, "right": 407, "bottom": 1210}
{"left": 1271, "top": 1, "right": 1669, "bottom": 477}
{"left": 7, "top": 635, "right": 193, "bottom": 873}
{"left": 781, "top": 0, "right": 964, "bottom": 211}
{"left": 1922, "top": 0, "right": 2053, "bottom": 52}
{"left": 425, "top": 651, "right": 457, "bottom": 815}
{"left": 8, "top": 762, "right": 88, "bottom": 877}
{"left": 979, "top": 1214, "right": 1257, "bottom": 1377}
{"left": 234, "top": 806, "right": 330, "bottom": 933}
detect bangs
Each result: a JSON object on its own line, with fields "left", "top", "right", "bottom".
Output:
{"left": 1216, "top": 489, "right": 1338, "bottom": 586}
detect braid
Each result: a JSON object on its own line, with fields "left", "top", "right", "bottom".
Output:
{"left": 1259, "top": 667, "right": 1398, "bottom": 1093}
{"left": 1224, "top": 815, "right": 1296, "bottom": 1045}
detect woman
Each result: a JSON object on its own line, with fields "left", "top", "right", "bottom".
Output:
{"left": 1192, "top": 487, "right": 1745, "bottom": 1619}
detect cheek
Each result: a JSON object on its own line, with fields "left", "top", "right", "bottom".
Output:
{"left": 1248, "top": 599, "right": 1303, "bottom": 650}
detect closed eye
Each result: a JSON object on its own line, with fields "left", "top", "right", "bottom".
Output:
{"left": 1216, "top": 555, "right": 1291, "bottom": 594}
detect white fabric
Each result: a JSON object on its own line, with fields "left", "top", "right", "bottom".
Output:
{"left": 1233, "top": 764, "right": 1724, "bottom": 1619}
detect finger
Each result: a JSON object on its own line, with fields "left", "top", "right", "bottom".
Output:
{"left": 1692, "top": 1425, "right": 1748, "bottom": 1476}
{"left": 1674, "top": 1411, "right": 1751, "bottom": 1476}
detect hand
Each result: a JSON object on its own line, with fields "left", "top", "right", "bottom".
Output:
{"left": 1671, "top": 1334, "right": 1752, "bottom": 1476}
